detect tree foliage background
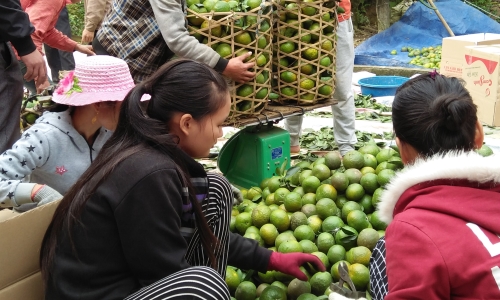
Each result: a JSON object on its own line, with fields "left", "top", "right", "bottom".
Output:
{"left": 67, "top": 2, "right": 85, "bottom": 38}
{"left": 65, "top": 0, "right": 498, "bottom": 38}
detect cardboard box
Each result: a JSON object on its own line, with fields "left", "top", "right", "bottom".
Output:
{"left": 440, "top": 33, "right": 500, "bottom": 78}
{"left": 462, "top": 45, "right": 500, "bottom": 127}
{"left": 0, "top": 201, "right": 59, "bottom": 300}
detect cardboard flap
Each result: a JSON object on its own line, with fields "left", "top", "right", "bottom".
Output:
{"left": 440, "top": 33, "right": 500, "bottom": 78}
{"left": 0, "top": 201, "right": 60, "bottom": 291}
{"left": 0, "top": 272, "right": 44, "bottom": 300}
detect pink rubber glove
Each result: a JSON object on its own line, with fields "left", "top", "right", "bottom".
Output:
{"left": 267, "top": 252, "right": 326, "bottom": 281}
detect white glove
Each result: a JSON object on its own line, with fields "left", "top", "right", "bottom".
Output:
{"left": 231, "top": 184, "right": 244, "bottom": 205}
{"left": 34, "top": 185, "right": 63, "bottom": 206}
{"left": 329, "top": 292, "right": 367, "bottom": 300}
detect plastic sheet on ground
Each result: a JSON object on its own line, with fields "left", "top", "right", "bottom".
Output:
{"left": 354, "top": 0, "right": 500, "bottom": 67}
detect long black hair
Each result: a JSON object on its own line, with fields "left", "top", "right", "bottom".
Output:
{"left": 392, "top": 73, "right": 478, "bottom": 156}
{"left": 40, "top": 59, "right": 229, "bottom": 283}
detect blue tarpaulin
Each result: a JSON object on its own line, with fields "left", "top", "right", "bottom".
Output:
{"left": 354, "top": 0, "right": 500, "bottom": 67}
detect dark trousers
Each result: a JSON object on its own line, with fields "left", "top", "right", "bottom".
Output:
{"left": 92, "top": 37, "right": 110, "bottom": 55}
{"left": 0, "top": 42, "right": 23, "bottom": 153}
{"left": 44, "top": 6, "right": 75, "bottom": 84}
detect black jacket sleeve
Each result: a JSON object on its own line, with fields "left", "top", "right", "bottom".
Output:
{"left": 228, "top": 232, "right": 272, "bottom": 273}
{"left": 0, "top": 0, "right": 36, "bottom": 56}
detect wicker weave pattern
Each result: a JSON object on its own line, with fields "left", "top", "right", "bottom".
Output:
{"left": 273, "top": 0, "right": 338, "bottom": 105}
{"left": 187, "top": 3, "right": 273, "bottom": 123}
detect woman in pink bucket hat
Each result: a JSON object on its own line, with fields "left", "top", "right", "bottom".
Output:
{"left": 0, "top": 55, "right": 148, "bottom": 211}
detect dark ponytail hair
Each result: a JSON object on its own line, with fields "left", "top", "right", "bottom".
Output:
{"left": 392, "top": 73, "right": 478, "bottom": 157}
{"left": 40, "top": 59, "right": 229, "bottom": 284}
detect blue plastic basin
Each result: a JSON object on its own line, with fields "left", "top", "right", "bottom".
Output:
{"left": 358, "top": 76, "right": 409, "bottom": 97}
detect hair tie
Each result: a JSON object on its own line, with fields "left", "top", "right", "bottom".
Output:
{"left": 429, "top": 69, "right": 440, "bottom": 80}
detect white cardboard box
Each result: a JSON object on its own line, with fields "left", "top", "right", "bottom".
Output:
{"left": 462, "top": 45, "right": 500, "bottom": 127}
{"left": 440, "top": 33, "right": 500, "bottom": 78}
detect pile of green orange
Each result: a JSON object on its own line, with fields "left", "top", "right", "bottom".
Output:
{"left": 403, "top": 45, "right": 442, "bottom": 69}
{"left": 227, "top": 144, "right": 403, "bottom": 299}
{"left": 272, "top": 0, "right": 337, "bottom": 104}
{"left": 187, "top": 0, "right": 272, "bottom": 113}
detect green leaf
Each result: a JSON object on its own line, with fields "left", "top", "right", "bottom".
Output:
{"left": 390, "top": 144, "right": 400, "bottom": 153}
{"left": 275, "top": 166, "right": 282, "bottom": 176}
{"left": 340, "top": 235, "right": 357, "bottom": 242}
{"left": 237, "top": 269, "right": 245, "bottom": 281}
{"left": 284, "top": 166, "right": 300, "bottom": 179}
{"left": 388, "top": 156, "right": 403, "bottom": 164}
{"left": 243, "top": 270, "right": 254, "bottom": 281}
{"left": 341, "top": 226, "right": 357, "bottom": 236}
{"left": 252, "top": 195, "right": 262, "bottom": 202}
{"left": 280, "top": 159, "right": 288, "bottom": 177}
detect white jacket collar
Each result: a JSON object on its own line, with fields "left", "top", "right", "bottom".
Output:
{"left": 377, "top": 151, "right": 500, "bottom": 224}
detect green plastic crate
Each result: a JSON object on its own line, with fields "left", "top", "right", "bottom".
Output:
{"left": 218, "top": 125, "right": 291, "bottom": 189}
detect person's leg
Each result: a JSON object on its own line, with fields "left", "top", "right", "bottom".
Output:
{"left": 184, "top": 173, "right": 233, "bottom": 278}
{"left": 0, "top": 42, "right": 24, "bottom": 153}
{"left": 54, "top": 7, "right": 75, "bottom": 75}
{"left": 124, "top": 266, "right": 231, "bottom": 300}
{"left": 18, "top": 60, "right": 37, "bottom": 95}
{"left": 44, "top": 7, "right": 75, "bottom": 84}
{"left": 332, "top": 18, "right": 357, "bottom": 156}
{"left": 43, "top": 44, "right": 61, "bottom": 83}
{"left": 284, "top": 115, "right": 303, "bottom": 153}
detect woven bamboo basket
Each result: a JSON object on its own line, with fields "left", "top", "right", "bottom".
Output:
{"left": 20, "top": 91, "right": 55, "bottom": 132}
{"left": 187, "top": 1, "right": 273, "bottom": 124}
{"left": 272, "top": 0, "right": 338, "bottom": 105}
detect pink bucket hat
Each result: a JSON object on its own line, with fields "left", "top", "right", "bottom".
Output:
{"left": 52, "top": 55, "right": 150, "bottom": 105}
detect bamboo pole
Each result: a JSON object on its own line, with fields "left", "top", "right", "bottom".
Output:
{"left": 427, "top": 0, "right": 455, "bottom": 36}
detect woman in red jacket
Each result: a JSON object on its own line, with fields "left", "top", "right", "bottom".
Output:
{"left": 367, "top": 73, "right": 500, "bottom": 300}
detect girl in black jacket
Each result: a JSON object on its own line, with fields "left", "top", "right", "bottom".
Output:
{"left": 40, "top": 59, "right": 324, "bottom": 299}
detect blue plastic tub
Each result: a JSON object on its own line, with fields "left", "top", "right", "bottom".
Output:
{"left": 358, "top": 76, "right": 409, "bottom": 97}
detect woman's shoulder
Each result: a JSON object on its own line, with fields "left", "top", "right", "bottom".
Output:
{"left": 99, "top": 148, "right": 183, "bottom": 202}
{"left": 113, "top": 147, "right": 178, "bottom": 178}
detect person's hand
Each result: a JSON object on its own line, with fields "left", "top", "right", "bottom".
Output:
{"left": 32, "top": 185, "right": 63, "bottom": 206}
{"left": 222, "top": 53, "right": 255, "bottom": 83}
{"left": 267, "top": 251, "right": 326, "bottom": 281}
{"left": 81, "top": 29, "right": 95, "bottom": 45}
{"left": 36, "top": 79, "right": 50, "bottom": 94}
{"left": 230, "top": 184, "right": 244, "bottom": 205}
{"left": 19, "top": 50, "right": 47, "bottom": 83}
{"left": 75, "top": 44, "right": 95, "bottom": 56}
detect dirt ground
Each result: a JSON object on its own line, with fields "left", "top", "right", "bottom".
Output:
{"left": 353, "top": 24, "right": 378, "bottom": 48}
